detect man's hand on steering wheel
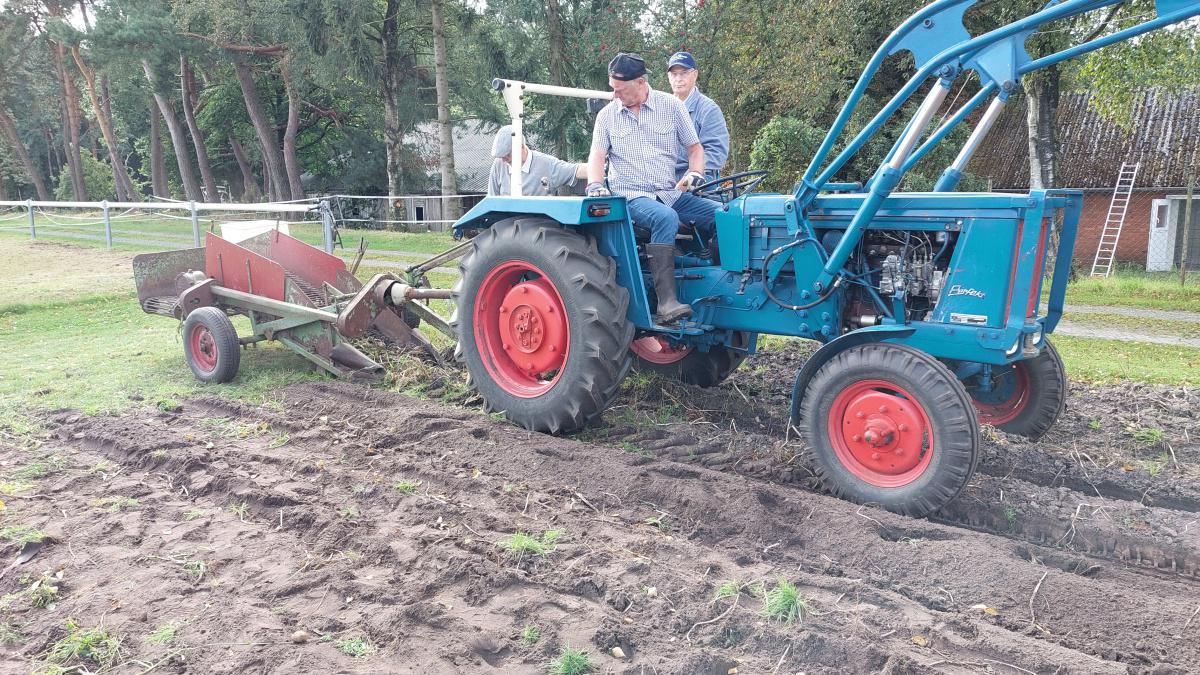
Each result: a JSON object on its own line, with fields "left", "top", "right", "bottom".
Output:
{"left": 690, "top": 170, "right": 771, "bottom": 199}
{"left": 674, "top": 171, "right": 705, "bottom": 192}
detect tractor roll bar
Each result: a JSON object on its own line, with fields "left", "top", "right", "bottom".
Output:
{"left": 491, "top": 78, "right": 614, "bottom": 198}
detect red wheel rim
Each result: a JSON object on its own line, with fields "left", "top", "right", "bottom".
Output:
{"left": 630, "top": 335, "right": 692, "bottom": 365}
{"left": 828, "top": 380, "right": 934, "bottom": 488}
{"left": 473, "top": 261, "right": 570, "bottom": 398}
{"left": 189, "top": 324, "right": 219, "bottom": 373}
{"left": 972, "top": 364, "right": 1031, "bottom": 426}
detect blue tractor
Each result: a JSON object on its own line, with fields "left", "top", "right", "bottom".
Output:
{"left": 442, "top": 0, "right": 1200, "bottom": 517}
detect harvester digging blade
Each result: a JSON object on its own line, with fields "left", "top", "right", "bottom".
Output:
{"left": 371, "top": 308, "right": 445, "bottom": 366}
{"left": 329, "top": 343, "right": 386, "bottom": 381}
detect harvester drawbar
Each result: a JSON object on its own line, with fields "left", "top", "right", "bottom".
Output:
{"left": 136, "top": 0, "right": 1200, "bottom": 519}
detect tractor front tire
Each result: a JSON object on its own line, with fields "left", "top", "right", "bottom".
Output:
{"left": 966, "top": 339, "right": 1066, "bottom": 440}
{"left": 452, "top": 217, "right": 634, "bottom": 434}
{"left": 798, "top": 343, "right": 979, "bottom": 518}
{"left": 182, "top": 307, "right": 241, "bottom": 384}
{"left": 629, "top": 332, "right": 751, "bottom": 388}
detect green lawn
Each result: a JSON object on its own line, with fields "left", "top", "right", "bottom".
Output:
{"left": 0, "top": 294, "right": 324, "bottom": 434}
{"left": 0, "top": 211, "right": 458, "bottom": 257}
{"left": 1052, "top": 270, "right": 1200, "bottom": 313}
{"left": 1052, "top": 335, "right": 1199, "bottom": 386}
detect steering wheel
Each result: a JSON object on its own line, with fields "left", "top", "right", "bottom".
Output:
{"left": 692, "top": 170, "right": 770, "bottom": 200}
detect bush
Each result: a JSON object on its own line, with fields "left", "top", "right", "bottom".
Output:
{"left": 54, "top": 152, "right": 117, "bottom": 201}
{"left": 749, "top": 116, "right": 827, "bottom": 193}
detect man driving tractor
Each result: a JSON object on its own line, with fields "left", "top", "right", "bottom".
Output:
{"left": 586, "top": 52, "right": 721, "bottom": 324}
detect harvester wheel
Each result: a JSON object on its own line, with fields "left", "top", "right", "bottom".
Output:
{"left": 452, "top": 217, "right": 634, "bottom": 434}
{"left": 798, "top": 343, "right": 979, "bottom": 518}
{"left": 629, "top": 331, "right": 751, "bottom": 388}
{"left": 182, "top": 307, "right": 241, "bottom": 384}
{"left": 965, "top": 339, "right": 1066, "bottom": 440}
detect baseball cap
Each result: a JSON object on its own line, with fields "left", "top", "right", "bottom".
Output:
{"left": 608, "top": 53, "right": 647, "bottom": 81}
{"left": 491, "top": 125, "right": 515, "bottom": 158}
{"left": 667, "top": 52, "right": 697, "bottom": 70}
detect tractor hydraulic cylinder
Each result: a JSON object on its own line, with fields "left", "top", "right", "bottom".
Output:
{"left": 935, "top": 94, "right": 1008, "bottom": 192}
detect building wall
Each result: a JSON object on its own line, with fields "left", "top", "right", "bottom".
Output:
{"left": 1069, "top": 189, "right": 1170, "bottom": 266}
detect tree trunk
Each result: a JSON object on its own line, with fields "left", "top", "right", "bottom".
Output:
{"left": 382, "top": 0, "right": 410, "bottom": 206}
{"left": 143, "top": 60, "right": 203, "bottom": 201}
{"left": 280, "top": 58, "right": 304, "bottom": 200}
{"left": 233, "top": 57, "right": 289, "bottom": 201}
{"left": 431, "top": 0, "right": 458, "bottom": 217}
{"left": 71, "top": 47, "right": 136, "bottom": 201}
{"left": 229, "top": 135, "right": 262, "bottom": 201}
{"left": 0, "top": 107, "right": 51, "bottom": 200}
{"left": 149, "top": 98, "right": 168, "bottom": 198}
{"left": 545, "top": 0, "right": 568, "bottom": 159}
{"left": 53, "top": 43, "right": 87, "bottom": 201}
{"left": 180, "top": 56, "right": 220, "bottom": 201}
{"left": 1024, "top": 67, "right": 1060, "bottom": 190}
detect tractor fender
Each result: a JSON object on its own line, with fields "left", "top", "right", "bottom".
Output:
{"left": 789, "top": 326, "right": 916, "bottom": 426}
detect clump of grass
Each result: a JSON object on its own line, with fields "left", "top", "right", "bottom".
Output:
{"left": 147, "top": 622, "right": 178, "bottom": 645}
{"left": 335, "top": 636, "right": 375, "bottom": 658}
{"left": 1130, "top": 426, "right": 1165, "bottom": 445}
{"left": 713, "top": 581, "right": 740, "bottom": 601}
{"left": 520, "top": 624, "right": 540, "bottom": 646}
{"left": 183, "top": 509, "right": 204, "bottom": 521}
{"left": 156, "top": 398, "right": 182, "bottom": 413}
{"left": 1144, "top": 451, "right": 1170, "bottom": 477}
{"left": 338, "top": 504, "right": 361, "bottom": 519}
{"left": 549, "top": 646, "right": 592, "bottom": 675}
{"left": 45, "top": 619, "right": 122, "bottom": 670}
{"left": 183, "top": 560, "right": 208, "bottom": 584}
{"left": 0, "top": 524, "right": 46, "bottom": 545}
{"left": 228, "top": 502, "right": 250, "bottom": 521}
{"left": 91, "top": 496, "right": 139, "bottom": 513}
{"left": 499, "top": 530, "right": 562, "bottom": 558}
{"left": 644, "top": 515, "right": 669, "bottom": 532}
{"left": 10, "top": 454, "right": 65, "bottom": 481}
{"left": 393, "top": 479, "right": 421, "bottom": 494}
{"left": 761, "top": 579, "right": 808, "bottom": 626}
{"left": 28, "top": 575, "right": 60, "bottom": 608}
{"left": 1003, "top": 505, "right": 1018, "bottom": 526}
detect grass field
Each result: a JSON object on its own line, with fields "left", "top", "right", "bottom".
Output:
{"left": 1055, "top": 271, "right": 1200, "bottom": 313}
{"left": 0, "top": 210, "right": 457, "bottom": 256}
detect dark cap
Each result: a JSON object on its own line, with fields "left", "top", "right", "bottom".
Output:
{"left": 607, "top": 53, "right": 647, "bottom": 81}
{"left": 667, "top": 52, "right": 697, "bottom": 70}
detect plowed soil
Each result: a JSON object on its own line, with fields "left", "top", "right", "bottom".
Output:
{"left": 2, "top": 340, "right": 1198, "bottom": 674}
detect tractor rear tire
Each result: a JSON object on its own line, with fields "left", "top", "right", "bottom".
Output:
{"left": 797, "top": 343, "right": 979, "bottom": 518}
{"left": 182, "top": 307, "right": 241, "bottom": 384}
{"left": 630, "top": 332, "right": 751, "bottom": 388}
{"left": 966, "top": 339, "right": 1066, "bottom": 440}
{"left": 452, "top": 217, "right": 634, "bottom": 434}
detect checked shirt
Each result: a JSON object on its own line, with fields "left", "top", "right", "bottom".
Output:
{"left": 590, "top": 87, "right": 701, "bottom": 208}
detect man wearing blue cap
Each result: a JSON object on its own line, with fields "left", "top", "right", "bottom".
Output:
{"left": 666, "top": 52, "right": 729, "bottom": 181}
{"left": 586, "top": 52, "right": 720, "bottom": 324}
{"left": 487, "top": 125, "right": 587, "bottom": 196}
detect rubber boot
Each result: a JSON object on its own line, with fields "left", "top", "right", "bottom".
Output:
{"left": 646, "top": 243, "right": 692, "bottom": 324}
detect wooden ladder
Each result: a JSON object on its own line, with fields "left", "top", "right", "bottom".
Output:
{"left": 1089, "top": 162, "right": 1140, "bottom": 278}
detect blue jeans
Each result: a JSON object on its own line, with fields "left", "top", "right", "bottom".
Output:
{"left": 628, "top": 193, "right": 720, "bottom": 245}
